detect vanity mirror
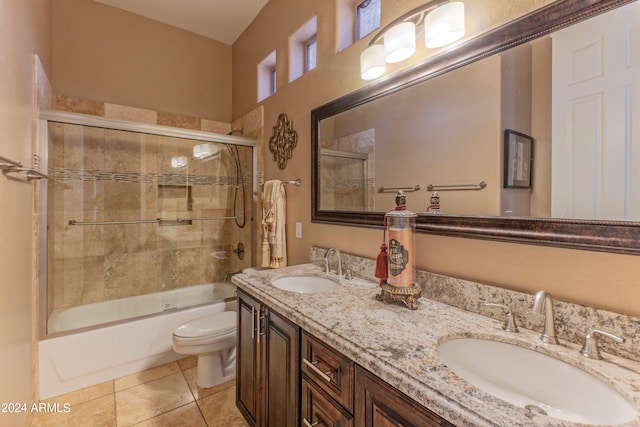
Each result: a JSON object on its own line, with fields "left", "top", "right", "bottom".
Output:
{"left": 312, "top": 0, "right": 640, "bottom": 255}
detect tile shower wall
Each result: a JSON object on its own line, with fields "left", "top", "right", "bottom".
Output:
{"left": 319, "top": 129, "right": 375, "bottom": 211}
{"left": 47, "top": 97, "right": 255, "bottom": 316}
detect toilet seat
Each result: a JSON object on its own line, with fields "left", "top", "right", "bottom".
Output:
{"left": 173, "top": 311, "right": 236, "bottom": 341}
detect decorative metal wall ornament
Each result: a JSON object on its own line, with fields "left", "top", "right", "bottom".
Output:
{"left": 268, "top": 113, "right": 298, "bottom": 169}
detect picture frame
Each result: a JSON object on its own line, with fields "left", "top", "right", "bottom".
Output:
{"left": 504, "top": 129, "right": 533, "bottom": 188}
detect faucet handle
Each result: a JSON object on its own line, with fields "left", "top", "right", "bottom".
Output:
{"left": 485, "top": 303, "right": 519, "bottom": 333}
{"left": 580, "top": 329, "right": 625, "bottom": 359}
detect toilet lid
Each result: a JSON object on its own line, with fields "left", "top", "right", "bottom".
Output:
{"left": 173, "top": 311, "right": 236, "bottom": 339}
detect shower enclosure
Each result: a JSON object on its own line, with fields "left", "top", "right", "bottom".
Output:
{"left": 320, "top": 148, "right": 371, "bottom": 211}
{"left": 41, "top": 111, "right": 255, "bottom": 335}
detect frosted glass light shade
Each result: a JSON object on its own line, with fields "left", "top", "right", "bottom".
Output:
{"left": 360, "top": 45, "right": 386, "bottom": 80}
{"left": 384, "top": 21, "right": 416, "bottom": 63}
{"left": 425, "top": 2, "right": 465, "bottom": 48}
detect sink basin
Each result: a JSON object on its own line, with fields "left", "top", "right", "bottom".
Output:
{"left": 438, "top": 338, "right": 636, "bottom": 424}
{"left": 271, "top": 275, "right": 340, "bottom": 293}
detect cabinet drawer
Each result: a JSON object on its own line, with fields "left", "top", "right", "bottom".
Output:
{"left": 302, "top": 332, "right": 354, "bottom": 411}
{"left": 302, "top": 378, "right": 353, "bottom": 427}
{"left": 355, "top": 365, "right": 452, "bottom": 427}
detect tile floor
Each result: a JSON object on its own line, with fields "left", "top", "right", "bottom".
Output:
{"left": 30, "top": 357, "right": 249, "bottom": 427}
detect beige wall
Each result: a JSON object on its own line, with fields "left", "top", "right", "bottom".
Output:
{"left": 325, "top": 57, "right": 503, "bottom": 215}
{"left": 232, "top": 0, "right": 640, "bottom": 317}
{"left": 52, "top": 0, "right": 232, "bottom": 122}
{"left": 0, "top": 0, "right": 51, "bottom": 424}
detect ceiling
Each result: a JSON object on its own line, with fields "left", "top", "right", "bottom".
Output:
{"left": 95, "top": 0, "right": 269, "bottom": 45}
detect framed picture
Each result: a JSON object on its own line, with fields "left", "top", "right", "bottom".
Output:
{"left": 504, "top": 129, "right": 533, "bottom": 188}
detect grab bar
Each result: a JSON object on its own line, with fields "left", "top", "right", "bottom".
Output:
{"left": 176, "top": 216, "right": 239, "bottom": 222}
{"left": 427, "top": 181, "right": 487, "bottom": 191}
{"left": 69, "top": 219, "right": 162, "bottom": 226}
{"left": 0, "top": 155, "right": 49, "bottom": 181}
{"left": 378, "top": 184, "right": 421, "bottom": 193}
{"left": 68, "top": 215, "right": 240, "bottom": 226}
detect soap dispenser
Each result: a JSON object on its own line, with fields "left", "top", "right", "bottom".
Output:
{"left": 376, "top": 191, "right": 422, "bottom": 310}
{"left": 385, "top": 191, "right": 417, "bottom": 287}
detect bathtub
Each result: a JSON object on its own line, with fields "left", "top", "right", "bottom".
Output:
{"left": 48, "top": 282, "right": 237, "bottom": 334}
{"left": 39, "top": 282, "right": 237, "bottom": 399}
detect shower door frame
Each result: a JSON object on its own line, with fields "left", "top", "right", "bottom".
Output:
{"left": 38, "top": 109, "right": 258, "bottom": 339}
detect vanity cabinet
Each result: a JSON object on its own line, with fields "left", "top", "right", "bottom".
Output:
{"left": 236, "top": 289, "right": 299, "bottom": 427}
{"left": 237, "top": 288, "right": 451, "bottom": 427}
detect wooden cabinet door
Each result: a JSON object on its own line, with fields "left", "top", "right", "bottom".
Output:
{"left": 263, "top": 307, "right": 300, "bottom": 427}
{"left": 354, "top": 366, "right": 450, "bottom": 427}
{"left": 236, "top": 290, "right": 261, "bottom": 426}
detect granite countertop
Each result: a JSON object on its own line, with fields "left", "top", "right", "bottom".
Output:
{"left": 232, "top": 263, "right": 640, "bottom": 427}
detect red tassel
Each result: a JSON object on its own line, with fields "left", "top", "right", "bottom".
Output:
{"left": 375, "top": 242, "right": 388, "bottom": 287}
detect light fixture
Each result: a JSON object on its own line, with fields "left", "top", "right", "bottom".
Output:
{"left": 360, "top": 44, "right": 386, "bottom": 80}
{"left": 425, "top": 1, "right": 465, "bottom": 48}
{"left": 193, "top": 142, "right": 222, "bottom": 160}
{"left": 360, "top": 0, "right": 465, "bottom": 80}
{"left": 384, "top": 21, "right": 416, "bottom": 63}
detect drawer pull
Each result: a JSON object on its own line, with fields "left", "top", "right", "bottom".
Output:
{"left": 303, "top": 358, "right": 333, "bottom": 383}
{"left": 303, "top": 418, "right": 320, "bottom": 427}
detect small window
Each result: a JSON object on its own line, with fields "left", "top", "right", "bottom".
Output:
{"left": 289, "top": 16, "right": 317, "bottom": 82}
{"left": 270, "top": 67, "right": 277, "bottom": 95}
{"left": 357, "top": 0, "right": 381, "bottom": 40}
{"left": 258, "top": 50, "right": 277, "bottom": 102}
{"left": 305, "top": 38, "right": 317, "bottom": 72}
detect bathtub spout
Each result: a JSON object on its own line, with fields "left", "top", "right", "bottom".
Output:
{"left": 223, "top": 271, "right": 242, "bottom": 281}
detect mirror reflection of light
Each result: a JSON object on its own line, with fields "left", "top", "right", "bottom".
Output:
{"left": 425, "top": 2, "right": 465, "bottom": 48}
{"left": 193, "top": 142, "right": 222, "bottom": 160}
{"left": 170, "top": 156, "right": 188, "bottom": 169}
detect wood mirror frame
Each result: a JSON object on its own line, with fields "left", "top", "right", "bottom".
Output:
{"left": 311, "top": 0, "right": 640, "bottom": 255}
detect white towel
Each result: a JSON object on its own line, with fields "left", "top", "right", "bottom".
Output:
{"left": 261, "top": 180, "right": 287, "bottom": 268}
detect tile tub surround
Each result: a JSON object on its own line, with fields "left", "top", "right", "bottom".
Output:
{"left": 232, "top": 263, "right": 640, "bottom": 427}
{"left": 310, "top": 247, "right": 640, "bottom": 364}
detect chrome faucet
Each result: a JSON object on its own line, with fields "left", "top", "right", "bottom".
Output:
{"left": 324, "top": 247, "right": 343, "bottom": 277}
{"left": 532, "top": 290, "right": 559, "bottom": 344}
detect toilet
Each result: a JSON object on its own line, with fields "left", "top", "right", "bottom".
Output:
{"left": 172, "top": 311, "right": 237, "bottom": 388}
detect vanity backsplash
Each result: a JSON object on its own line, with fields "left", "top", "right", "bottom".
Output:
{"left": 310, "top": 246, "right": 640, "bottom": 363}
